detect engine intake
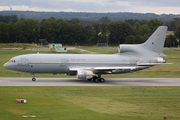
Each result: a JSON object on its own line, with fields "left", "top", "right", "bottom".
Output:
{"left": 77, "top": 70, "right": 94, "bottom": 80}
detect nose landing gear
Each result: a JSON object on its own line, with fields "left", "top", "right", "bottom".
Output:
{"left": 31, "top": 73, "right": 36, "bottom": 81}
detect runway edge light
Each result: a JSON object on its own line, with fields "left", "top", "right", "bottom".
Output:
{"left": 15, "top": 99, "right": 26, "bottom": 103}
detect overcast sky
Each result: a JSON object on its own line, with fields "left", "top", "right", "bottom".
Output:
{"left": 0, "top": 0, "right": 180, "bottom": 14}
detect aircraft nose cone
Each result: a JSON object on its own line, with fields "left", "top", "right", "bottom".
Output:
{"left": 3, "top": 62, "right": 16, "bottom": 70}
{"left": 4, "top": 62, "right": 10, "bottom": 69}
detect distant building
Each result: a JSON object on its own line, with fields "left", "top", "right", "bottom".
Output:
{"left": 49, "top": 43, "right": 67, "bottom": 52}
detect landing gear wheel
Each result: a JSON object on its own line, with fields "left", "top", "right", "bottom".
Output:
{"left": 32, "top": 77, "right": 36, "bottom": 81}
{"left": 94, "top": 78, "right": 99, "bottom": 83}
{"left": 93, "top": 76, "right": 99, "bottom": 83}
{"left": 92, "top": 75, "right": 106, "bottom": 83}
{"left": 100, "top": 78, "right": 105, "bottom": 83}
{"left": 31, "top": 73, "right": 36, "bottom": 81}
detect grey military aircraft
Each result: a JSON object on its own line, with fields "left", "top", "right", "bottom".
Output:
{"left": 4, "top": 26, "right": 171, "bottom": 83}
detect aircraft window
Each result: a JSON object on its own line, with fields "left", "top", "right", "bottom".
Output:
{"left": 9, "top": 60, "right": 16, "bottom": 63}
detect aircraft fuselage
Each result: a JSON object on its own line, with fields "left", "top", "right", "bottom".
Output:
{"left": 4, "top": 53, "right": 143, "bottom": 74}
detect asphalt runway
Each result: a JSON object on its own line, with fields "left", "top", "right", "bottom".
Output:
{"left": 0, "top": 77, "right": 180, "bottom": 86}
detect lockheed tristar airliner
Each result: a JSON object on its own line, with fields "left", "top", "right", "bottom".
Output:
{"left": 4, "top": 26, "right": 171, "bottom": 83}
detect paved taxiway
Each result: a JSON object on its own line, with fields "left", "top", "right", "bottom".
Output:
{"left": 0, "top": 77, "right": 180, "bottom": 86}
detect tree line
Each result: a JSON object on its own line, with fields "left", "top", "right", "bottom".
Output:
{"left": 1, "top": 11, "right": 179, "bottom": 21}
{"left": 0, "top": 15, "right": 180, "bottom": 47}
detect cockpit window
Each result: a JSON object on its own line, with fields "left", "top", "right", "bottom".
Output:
{"left": 9, "top": 60, "right": 16, "bottom": 63}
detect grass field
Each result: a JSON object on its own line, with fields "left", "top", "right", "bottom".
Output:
{"left": 0, "top": 43, "right": 48, "bottom": 49}
{"left": 166, "top": 31, "right": 175, "bottom": 35}
{"left": 0, "top": 87, "right": 180, "bottom": 120}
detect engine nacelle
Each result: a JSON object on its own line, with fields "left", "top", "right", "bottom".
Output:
{"left": 77, "top": 70, "right": 94, "bottom": 80}
{"left": 118, "top": 44, "right": 140, "bottom": 53}
{"left": 157, "top": 57, "right": 166, "bottom": 63}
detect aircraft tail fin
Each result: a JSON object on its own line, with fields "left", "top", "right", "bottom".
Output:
{"left": 142, "top": 26, "right": 168, "bottom": 53}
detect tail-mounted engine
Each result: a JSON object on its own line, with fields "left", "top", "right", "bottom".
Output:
{"left": 157, "top": 57, "right": 166, "bottom": 63}
{"left": 118, "top": 44, "right": 140, "bottom": 53}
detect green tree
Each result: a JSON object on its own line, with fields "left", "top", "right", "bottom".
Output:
{"left": 56, "top": 21, "right": 70, "bottom": 44}
{"left": 132, "top": 21, "right": 140, "bottom": 35}
{"left": 14, "top": 19, "right": 40, "bottom": 43}
{"left": 83, "top": 24, "right": 94, "bottom": 45}
{"left": 125, "top": 19, "right": 139, "bottom": 26}
{"left": 57, "top": 18, "right": 64, "bottom": 22}
{"left": 49, "top": 17, "right": 56, "bottom": 21}
{"left": 139, "top": 19, "right": 148, "bottom": 25}
{"left": 20, "top": 18, "right": 26, "bottom": 21}
{"left": 164, "top": 20, "right": 177, "bottom": 31}
{"left": 99, "top": 16, "right": 111, "bottom": 23}
{"left": 32, "top": 20, "right": 40, "bottom": 43}
{"left": 8, "top": 23, "right": 16, "bottom": 43}
{"left": 109, "top": 22, "right": 133, "bottom": 45}
{"left": 0, "top": 15, "right": 4, "bottom": 22}
{"left": 10, "top": 15, "right": 18, "bottom": 24}
{"left": 92, "top": 23, "right": 101, "bottom": 44}
{"left": 99, "top": 23, "right": 108, "bottom": 43}
{"left": 0, "top": 22, "right": 9, "bottom": 43}
{"left": 134, "top": 35, "right": 145, "bottom": 44}
{"left": 175, "top": 22, "right": 180, "bottom": 40}
{"left": 147, "top": 19, "right": 163, "bottom": 32}
{"left": 165, "top": 35, "right": 178, "bottom": 47}
{"left": 70, "top": 23, "right": 83, "bottom": 45}
{"left": 68, "top": 18, "right": 81, "bottom": 24}
{"left": 4, "top": 16, "right": 10, "bottom": 23}
{"left": 40, "top": 18, "right": 47, "bottom": 24}
{"left": 40, "top": 20, "right": 57, "bottom": 43}
{"left": 124, "top": 35, "right": 135, "bottom": 44}
{"left": 139, "top": 25, "right": 151, "bottom": 37}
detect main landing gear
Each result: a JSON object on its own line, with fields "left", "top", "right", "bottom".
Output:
{"left": 93, "top": 76, "right": 105, "bottom": 83}
{"left": 31, "top": 73, "right": 36, "bottom": 81}
{"left": 88, "top": 74, "right": 105, "bottom": 83}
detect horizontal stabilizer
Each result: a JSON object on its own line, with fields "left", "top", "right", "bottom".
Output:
{"left": 137, "top": 63, "right": 173, "bottom": 66}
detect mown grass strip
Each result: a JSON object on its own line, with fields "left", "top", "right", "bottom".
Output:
{"left": 0, "top": 87, "right": 180, "bottom": 120}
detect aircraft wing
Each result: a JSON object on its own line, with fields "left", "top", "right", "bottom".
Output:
{"left": 69, "top": 66, "right": 137, "bottom": 71}
{"left": 69, "top": 63, "right": 172, "bottom": 72}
